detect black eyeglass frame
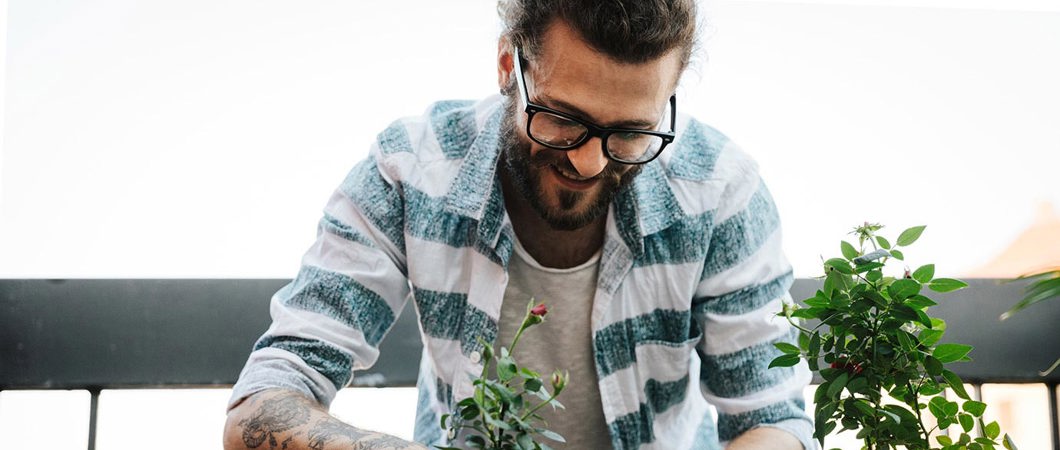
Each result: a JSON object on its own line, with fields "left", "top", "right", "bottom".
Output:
{"left": 512, "top": 47, "right": 677, "bottom": 165}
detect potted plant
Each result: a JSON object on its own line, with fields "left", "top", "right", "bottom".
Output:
{"left": 770, "top": 223, "right": 1017, "bottom": 450}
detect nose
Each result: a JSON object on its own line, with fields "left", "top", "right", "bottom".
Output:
{"left": 566, "top": 137, "right": 609, "bottom": 178}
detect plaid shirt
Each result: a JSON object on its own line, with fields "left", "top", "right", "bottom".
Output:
{"left": 230, "top": 95, "right": 815, "bottom": 449}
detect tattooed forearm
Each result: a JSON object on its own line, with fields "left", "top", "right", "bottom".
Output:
{"left": 307, "top": 417, "right": 418, "bottom": 450}
{"left": 238, "top": 391, "right": 312, "bottom": 449}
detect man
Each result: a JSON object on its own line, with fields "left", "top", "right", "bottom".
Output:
{"left": 224, "top": 1, "right": 814, "bottom": 449}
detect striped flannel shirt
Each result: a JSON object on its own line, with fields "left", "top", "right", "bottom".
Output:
{"left": 229, "top": 95, "right": 815, "bottom": 449}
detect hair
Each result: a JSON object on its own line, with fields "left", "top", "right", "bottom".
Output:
{"left": 498, "top": 0, "right": 699, "bottom": 68}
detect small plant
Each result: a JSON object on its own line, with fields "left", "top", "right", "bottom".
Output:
{"left": 771, "top": 223, "right": 1017, "bottom": 450}
{"left": 437, "top": 300, "right": 569, "bottom": 450}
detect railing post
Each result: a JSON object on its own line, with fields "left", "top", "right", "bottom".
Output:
{"left": 1048, "top": 382, "right": 1058, "bottom": 450}
{"left": 87, "top": 388, "right": 100, "bottom": 450}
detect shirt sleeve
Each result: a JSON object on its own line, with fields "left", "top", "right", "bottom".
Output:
{"left": 691, "top": 152, "right": 818, "bottom": 450}
{"left": 228, "top": 145, "right": 412, "bottom": 411}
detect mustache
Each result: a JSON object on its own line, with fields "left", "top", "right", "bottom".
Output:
{"left": 529, "top": 148, "right": 626, "bottom": 182}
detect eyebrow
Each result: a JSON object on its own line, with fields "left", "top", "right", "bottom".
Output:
{"left": 536, "top": 93, "right": 658, "bottom": 129}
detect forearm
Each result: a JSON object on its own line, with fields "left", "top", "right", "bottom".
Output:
{"left": 224, "top": 389, "right": 427, "bottom": 450}
{"left": 727, "top": 426, "right": 804, "bottom": 450}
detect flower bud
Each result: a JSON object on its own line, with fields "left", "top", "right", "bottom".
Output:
{"left": 551, "top": 369, "right": 568, "bottom": 395}
{"left": 531, "top": 303, "right": 548, "bottom": 317}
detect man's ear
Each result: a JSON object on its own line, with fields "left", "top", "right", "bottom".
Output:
{"left": 497, "top": 38, "right": 515, "bottom": 94}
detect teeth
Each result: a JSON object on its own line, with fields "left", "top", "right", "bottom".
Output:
{"left": 555, "top": 166, "right": 590, "bottom": 181}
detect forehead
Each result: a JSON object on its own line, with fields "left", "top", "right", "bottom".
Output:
{"left": 527, "top": 21, "right": 683, "bottom": 126}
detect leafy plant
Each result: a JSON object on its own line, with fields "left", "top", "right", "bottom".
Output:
{"left": 771, "top": 223, "right": 1018, "bottom": 450}
{"left": 1001, "top": 269, "right": 1060, "bottom": 320}
{"left": 437, "top": 300, "right": 569, "bottom": 450}
{"left": 1001, "top": 269, "right": 1060, "bottom": 376}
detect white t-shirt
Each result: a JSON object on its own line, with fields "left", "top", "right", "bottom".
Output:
{"left": 496, "top": 237, "right": 613, "bottom": 449}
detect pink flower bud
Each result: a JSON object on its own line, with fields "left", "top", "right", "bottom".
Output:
{"left": 531, "top": 303, "right": 548, "bottom": 317}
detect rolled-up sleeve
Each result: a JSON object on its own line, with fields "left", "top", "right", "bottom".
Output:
{"left": 229, "top": 139, "right": 412, "bottom": 411}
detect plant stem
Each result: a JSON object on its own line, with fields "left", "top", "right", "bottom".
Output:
{"left": 905, "top": 380, "right": 931, "bottom": 447}
{"left": 510, "top": 320, "right": 530, "bottom": 355}
{"left": 520, "top": 392, "right": 559, "bottom": 422}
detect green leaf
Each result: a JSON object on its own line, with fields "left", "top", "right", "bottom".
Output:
{"left": 929, "top": 396, "right": 948, "bottom": 420}
{"left": 944, "top": 401, "right": 960, "bottom": 416}
{"left": 943, "top": 369, "right": 970, "bottom": 400}
{"left": 913, "top": 264, "right": 936, "bottom": 283}
{"left": 774, "top": 342, "right": 801, "bottom": 355}
{"left": 524, "top": 378, "right": 542, "bottom": 392}
{"left": 985, "top": 421, "right": 1000, "bottom": 439}
{"left": 897, "top": 225, "right": 927, "bottom": 246}
{"left": 930, "top": 278, "right": 969, "bottom": 293}
{"left": 825, "top": 258, "right": 854, "bottom": 275}
{"left": 920, "top": 328, "right": 945, "bottom": 346}
{"left": 460, "top": 403, "right": 480, "bottom": 420}
{"left": 867, "top": 270, "right": 883, "bottom": 283}
{"left": 841, "top": 241, "right": 859, "bottom": 260}
{"left": 878, "top": 408, "right": 902, "bottom": 424}
{"left": 769, "top": 354, "right": 801, "bottom": 368}
{"left": 925, "top": 355, "right": 944, "bottom": 376}
{"left": 497, "top": 356, "right": 517, "bottom": 382}
{"left": 889, "top": 279, "right": 922, "bottom": 301}
{"left": 937, "top": 435, "right": 954, "bottom": 446}
{"left": 891, "top": 304, "right": 921, "bottom": 323}
{"left": 1001, "top": 272, "right": 1060, "bottom": 320}
{"left": 538, "top": 429, "right": 566, "bottom": 443}
{"left": 827, "top": 372, "right": 849, "bottom": 399}
{"left": 853, "top": 399, "right": 875, "bottom": 417}
{"left": 519, "top": 367, "right": 541, "bottom": 379}
{"left": 1003, "top": 434, "right": 1017, "bottom": 450}
{"left": 896, "top": 330, "right": 915, "bottom": 351}
{"left": 934, "top": 343, "right": 974, "bottom": 363}
{"left": 905, "top": 294, "right": 938, "bottom": 309}
{"left": 963, "top": 400, "right": 987, "bottom": 417}
{"left": 915, "top": 309, "right": 933, "bottom": 329}
{"left": 979, "top": 419, "right": 996, "bottom": 440}
{"left": 862, "top": 290, "right": 887, "bottom": 307}
{"left": 959, "top": 413, "right": 975, "bottom": 432}
{"left": 891, "top": 249, "right": 905, "bottom": 260}
{"left": 876, "top": 235, "right": 892, "bottom": 249}
{"left": 855, "top": 262, "right": 885, "bottom": 273}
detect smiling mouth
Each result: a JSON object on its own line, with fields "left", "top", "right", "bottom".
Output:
{"left": 550, "top": 165, "right": 598, "bottom": 190}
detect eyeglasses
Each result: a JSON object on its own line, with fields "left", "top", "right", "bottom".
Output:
{"left": 512, "top": 47, "right": 677, "bottom": 165}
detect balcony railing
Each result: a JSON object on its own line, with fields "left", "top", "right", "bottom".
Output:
{"left": 1, "top": 279, "right": 1057, "bottom": 449}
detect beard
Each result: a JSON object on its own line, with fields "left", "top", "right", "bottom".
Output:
{"left": 498, "top": 96, "right": 642, "bottom": 231}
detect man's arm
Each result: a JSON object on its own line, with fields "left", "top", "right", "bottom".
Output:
{"left": 726, "top": 426, "right": 803, "bottom": 450}
{"left": 691, "top": 149, "right": 816, "bottom": 450}
{"left": 224, "top": 389, "right": 427, "bottom": 450}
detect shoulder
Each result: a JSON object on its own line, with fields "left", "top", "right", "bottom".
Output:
{"left": 652, "top": 116, "right": 764, "bottom": 220}
{"left": 368, "top": 96, "right": 504, "bottom": 194}
{"left": 657, "top": 115, "right": 760, "bottom": 184}
{"left": 372, "top": 97, "right": 502, "bottom": 162}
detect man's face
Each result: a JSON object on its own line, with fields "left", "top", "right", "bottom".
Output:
{"left": 498, "top": 21, "right": 683, "bottom": 231}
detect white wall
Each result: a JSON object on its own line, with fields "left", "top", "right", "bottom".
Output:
{"left": 2, "top": 0, "right": 1058, "bottom": 278}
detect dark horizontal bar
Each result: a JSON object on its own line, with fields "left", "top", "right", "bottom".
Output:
{"left": 0, "top": 279, "right": 420, "bottom": 389}
{"left": 1, "top": 278, "right": 1056, "bottom": 390}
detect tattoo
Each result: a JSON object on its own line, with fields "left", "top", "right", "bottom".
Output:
{"left": 239, "top": 391, "right": 312, "bottom": 449}
{"left": 306, "top": 417, "right": 414, "bottom": 450}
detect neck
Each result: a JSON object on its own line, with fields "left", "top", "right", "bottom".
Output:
{"left": 501, "top": 172, "right": 606, "bottom": 269}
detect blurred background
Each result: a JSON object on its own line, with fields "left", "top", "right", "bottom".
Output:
{"left": 1, "top": 0, "right": 1057, "bottom": 448}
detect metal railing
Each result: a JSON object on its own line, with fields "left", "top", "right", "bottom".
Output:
{"left": 2, "top": 279, "right": 1057, "bottom": 449}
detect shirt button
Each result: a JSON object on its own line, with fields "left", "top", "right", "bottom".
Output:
{"left": 469, "top": 351, "right": 482, "bottom": 364}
